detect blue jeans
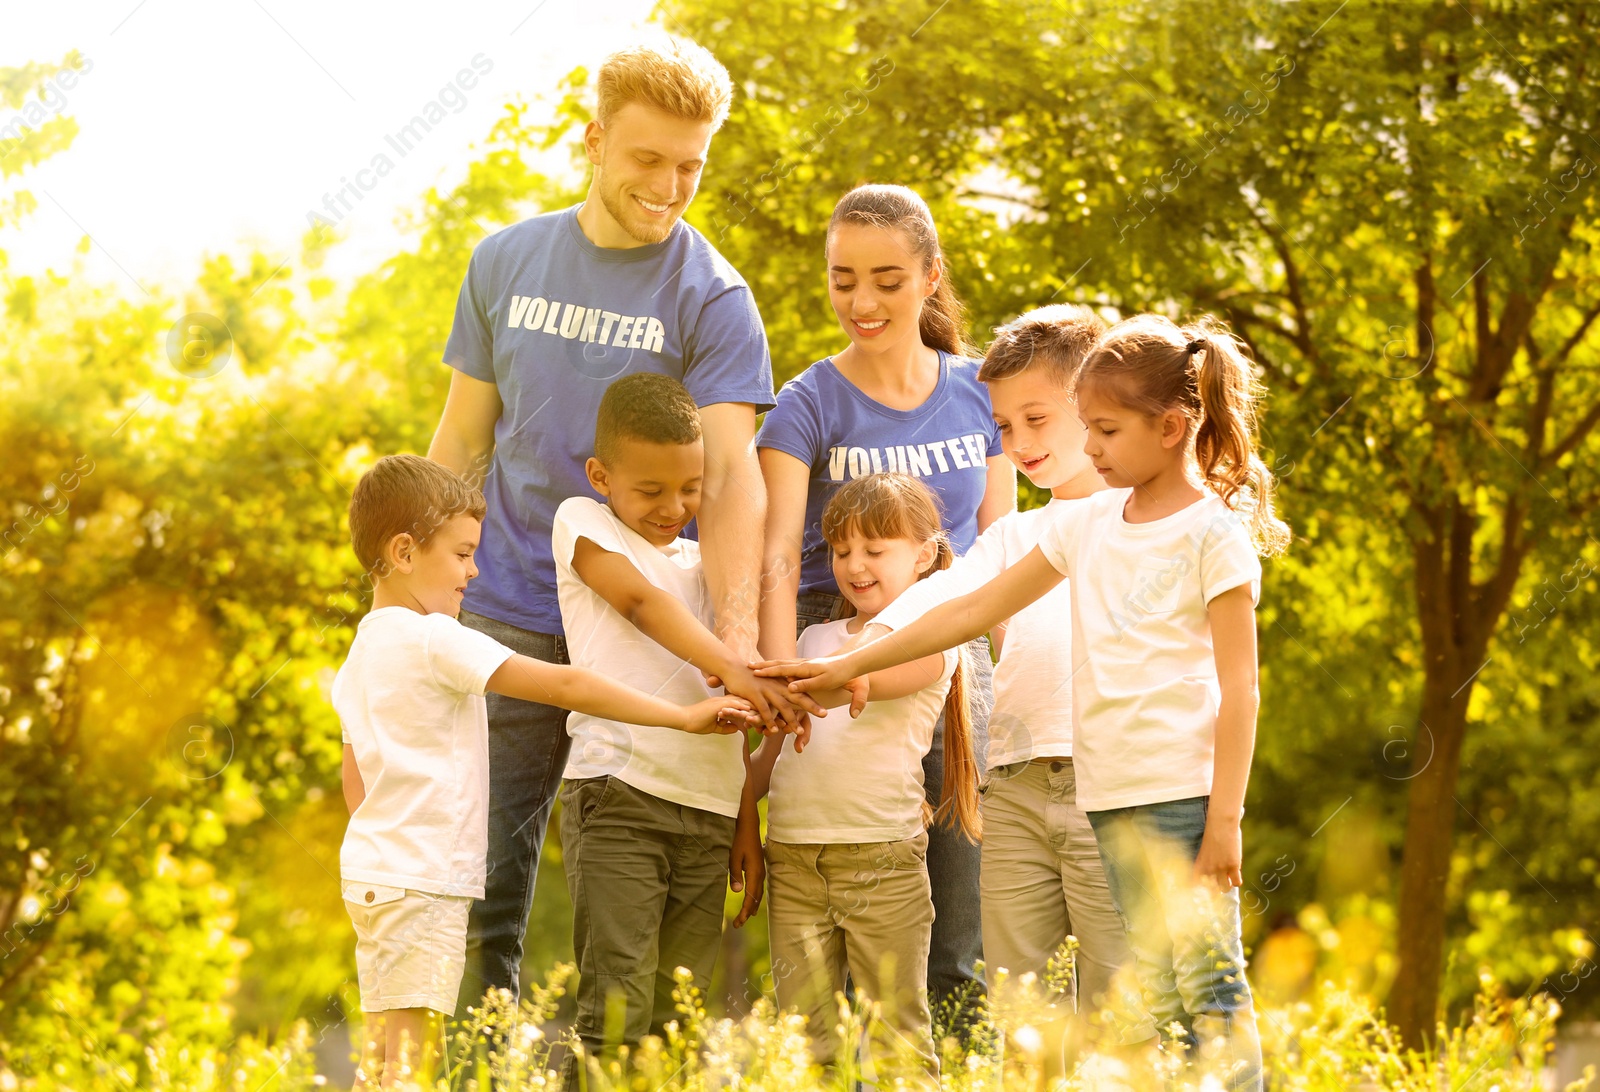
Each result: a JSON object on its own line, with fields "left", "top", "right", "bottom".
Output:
{"left": 454, "top": 610, "right": 571, "bottom": 1018}
{"left": 795, "top": 591, "right": 991, "bottom": 1038}
{"left": 1087, "top": 797, "right": 1262, "bottom": 1091}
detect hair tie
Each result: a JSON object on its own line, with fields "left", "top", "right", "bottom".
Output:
{"left": 1185, "top": 339, "right": 1206, "bottom": 356}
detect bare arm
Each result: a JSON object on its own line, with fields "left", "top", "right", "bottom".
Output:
{"left": 428, "top": 370, "right": 502, "bottom": 488}
{"left": 756, "top": 547, "right": 1065, "bottom": 692}
{"left": 742, "top": 731, "right": 785, "bottom": 805}
{"left": 698, "top": 402, "right": 766, "bottom": 661}
{"left": 486, "top": 654, "right": 750, "bottom": 734}
{"left": 341, "top": 743, "right": 365, "bottom": 815}
{"left": 975, "top": 453, "right": 1018, "bottom": 535}
{"left": 569, "top": 537, "right": 822, "bottom": 727}
{"left": 800, "top": 655, "right": 949, "bottom": 712}
{"left": 1194, "top": 583, "right": 1259, "bottom": 888}
{"left": 757, "top": 448, "right": 811, "bottom": 660}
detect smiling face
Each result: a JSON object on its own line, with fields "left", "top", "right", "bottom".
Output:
{"left": 1076, "top": 383, "right": 1190, "bottom": 490}
{"left": 987, "top": 367, "right": 1096, "bottom": 491}
{"left": 825, "top": 222, "right": 939, "bottom": 356}
{"left": 378, "top": 513, "right": 481, "bottom": 618}
{"left": 585, "top": 102, "right": 713, "bottom": 247}
{"left": 586, "top": 436, "right": 705, "bottom": 547}
{"left": 828, "top": 527, "right": 938, "bottom": 619}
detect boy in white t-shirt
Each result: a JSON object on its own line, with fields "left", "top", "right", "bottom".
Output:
{"left": 333, "top": 454, "right": 752, "bottom": 1089}
{"left": 552, "top": 374, "right": 811, "bottom": 1080}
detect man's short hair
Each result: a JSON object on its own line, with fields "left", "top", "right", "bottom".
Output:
{"left": 596, "top": 36, "right": 734, "bottom": 130}
{"left": 978, "top": 305, "right": 1108, "bottom": 388}
{"left": 349, "top": 455, "right": 486, "bottom": 577}
{"left": 594, "top": 373, "right": 703, "bottom": 465}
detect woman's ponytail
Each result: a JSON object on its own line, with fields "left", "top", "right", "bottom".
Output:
{"left": 919, "top": 268, "right": 974, "bottom": 358}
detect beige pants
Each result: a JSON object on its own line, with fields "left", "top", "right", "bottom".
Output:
{"left": 980, "top": 760, "right": 1131, "bottom": 1025}
{"left": 766, "top": 834, "right": 937, "bottom": 1077}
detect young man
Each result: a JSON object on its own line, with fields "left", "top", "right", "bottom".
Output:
{"left": 427, "top": 37, "right": 789, "bottom": 1014}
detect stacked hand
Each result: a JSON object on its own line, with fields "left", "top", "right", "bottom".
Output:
{"left": 683, "top": 696, "right": 761, "bottom": 735}
{"left": 702, "top": 665, "right": 822, "bottom": 751}
{"left": 750, "top": 655, "right": 872, "bottom": 718}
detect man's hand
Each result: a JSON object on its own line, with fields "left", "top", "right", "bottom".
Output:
{"left": 1193, "top": 814, "right": 1243, "bottom": 889}
{"left": 681, "top": 696, "right": 759, "bottom": 735}
{"left": 729, "top": 805, "right": 766, "bottom": 927}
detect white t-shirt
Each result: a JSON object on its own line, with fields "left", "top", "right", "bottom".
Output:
{"left": 1036, "top": 488, "right": 1262, "bottom": 812}
{"left": 874, "top": 498, "right": 1087, "bottom": 768}
{"left": 552, "top": 496, "right": 746, "bottom": 817}
{"left": 767, "top": 618, "right": 957, "bottom": 843}
{"left": 333, "top": 606, "right": 517, "bottom": 898}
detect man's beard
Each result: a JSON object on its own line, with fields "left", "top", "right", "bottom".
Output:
{"left": 597, "top": 164, "right": 679, "bottom": 245}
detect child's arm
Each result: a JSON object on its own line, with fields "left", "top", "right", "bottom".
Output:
{"left": 572, "top": 537, "right": 821, "bottom": 735}
{"left": 755, "top": 547, "right": 1064, "bottom": 694}
{"left": 795, "top": 655, "right": 950, "bottom": 715}
{"left": 341, "top": 744, "right": 365, "bottom": 814}
{"left": 877, "top": 511, "right": 1013, "bottom": 639}
{"left": 1194, "top": 582, "right": 1259, "bottom": 889}
{"left": 729, "top": 744, "right": 769, "bottom": 928}
{"left": 486, "top": 655, "right": 754, "bottom": 735}
{"left": 741, "top": 731, "right": 784, "bottom": 805}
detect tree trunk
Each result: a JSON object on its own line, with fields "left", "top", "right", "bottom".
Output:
{"left": 1388, "top": 500, "right": 1502, "bottom": 1048}
{"left": 1387, "top": 668, "right": 1475, "bottom": 1048}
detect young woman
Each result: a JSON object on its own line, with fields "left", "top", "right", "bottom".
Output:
{"left": 756, "top": 184, "right": 1015, "bottom": 1031}
{"left": 761, "top": 314, "right": 1291, "bottom": 1091}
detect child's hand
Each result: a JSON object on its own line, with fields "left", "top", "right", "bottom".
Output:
{"left": 1193, "top": 814, "right": 1243, "bottom": 890}
{"left": 716, "top": 665, "right": 826, "bottom": 732}
{"left": 682, "top": 696, "right": 759, "bottom": 735}
{"left": 751, "top": 676, "right": 820, "bottom": 752}
{"left": 729, "top": 808, "right": 766, "bottom": 927}
{"left": 750, "top": 655, "right": 872, "bottom": 718}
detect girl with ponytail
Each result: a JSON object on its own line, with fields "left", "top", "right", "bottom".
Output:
{"left": 762, "top": 314, "right": 1288, "bottom": 1090}
{"left": 741, "top": 473, "right": 976, "bottom": 1076}
{"left": 756, "top": 183, "right": 1012, "bottom": 1031}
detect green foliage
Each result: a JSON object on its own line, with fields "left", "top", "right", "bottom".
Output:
{"left": 661, "top": 0, "right": 1600, "bottom": 1026}
{"left": 4, "top": 0, "right": 1600, "bottom": 1078}
{"left": 8, "top": 967, "right": 1592, "bottom": 1091}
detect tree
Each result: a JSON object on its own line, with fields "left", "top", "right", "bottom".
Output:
{"left": 0, "top": 69, "right": 587, "bottom": 1074}
{"left": 664, "top": 0, "right": 1600, "bottom": 1044}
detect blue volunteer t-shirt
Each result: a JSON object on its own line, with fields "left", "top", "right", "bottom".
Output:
{"left": 444, "top": 205, "right": 776, "bottom": 635}
{"left": 758, "top": 352, "right": 1003, "bottom": 596}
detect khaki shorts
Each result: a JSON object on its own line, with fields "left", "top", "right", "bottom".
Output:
{"left": 343, "top": 882, "right": 472, "bottom": 1014}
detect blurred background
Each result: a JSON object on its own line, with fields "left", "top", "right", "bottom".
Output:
{"left": 3, "top": 0, "right": 1598, "bottom": 1085}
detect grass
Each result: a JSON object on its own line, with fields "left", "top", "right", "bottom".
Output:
{"left": 33, "top": 964, "right": 1589, "bottom": 1092}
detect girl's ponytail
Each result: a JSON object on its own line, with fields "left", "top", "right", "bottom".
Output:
{"left": 925, "top": 536, "right": 983, "bottom": 844}
{"left": 1188, "top": 325, "right": 1292, "bottom": 557}
{"left": 1078, "top": 313, "right": 1292, "bottom": 557}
